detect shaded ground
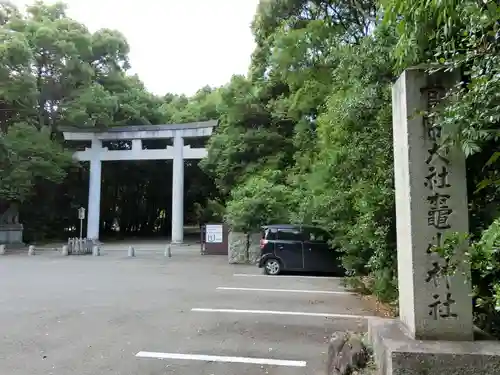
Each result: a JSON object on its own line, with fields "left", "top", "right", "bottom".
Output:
{"left": 0, "top": 244, "right": 382, "bottom": 375}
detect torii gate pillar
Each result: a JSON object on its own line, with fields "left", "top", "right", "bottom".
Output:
{"left": 171, "top": 132, "right": 184, "bottom": 243}
{"left": 87, "top": 139, "right": 102, "bottom": 240}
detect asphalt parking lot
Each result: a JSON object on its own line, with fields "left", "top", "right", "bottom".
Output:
{"left": 0, "top": 244, "right": 378, "bottom": 375}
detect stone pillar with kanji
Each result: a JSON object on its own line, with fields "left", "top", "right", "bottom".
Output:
{"left": 392, "top": 68, "right": 473, "bottom": 341}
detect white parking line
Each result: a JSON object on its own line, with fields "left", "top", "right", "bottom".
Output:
{"left": 233, "top": 273, "right": 344, "bottom": 280}
{"left": 136, "top": 351, "right": 307, "bottom": 367}
{"left": 216, "top": 287, "right": 354, "bottom": 295}
{"left": 191, "top": 308, "right": 370, "bottom": 320}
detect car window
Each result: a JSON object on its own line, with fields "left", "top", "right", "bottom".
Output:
{"left": 276, "top": 228, "right": 302, "bottom": 241}
{"left": 304, "top": 227, "right": 330, "bottom": 243}
{"left": 263, "top": 228, "right": 277, "bottom": 240}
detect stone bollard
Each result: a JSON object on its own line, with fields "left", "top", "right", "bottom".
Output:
{"left": 92, "top": 245, "right": 100, "bottom": 256}
{"left": 128, "top": 246, "right": 135, "bottom": 257}
{"left": 28, "top": 245, "right": 35, "bottom": 256}
{"left": 0, "top": 244, "right": 5, "bottom": 255}
{"left": 164, "top": 244, "right": 172, "bottom": 258}
{"left": 85, "top": 239, "right": 92, "bottom": 255}
{"left": 61, "top": 245, "right": 69, "bottom": 256}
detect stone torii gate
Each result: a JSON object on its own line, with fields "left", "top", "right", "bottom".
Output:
{"left": 61, "top": 120, "right": 217, "bottom": 243}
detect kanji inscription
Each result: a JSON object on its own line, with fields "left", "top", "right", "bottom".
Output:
{"left": 425, "top": 262, "right": 441, "bottom": 287}
{"left": 427, "top": 193, "right": 452, "bottom": 230}
{"left": 422, "top": 86, "right": 458, "bottom": 321}
{"left": 426, "top": 232, "right": 443, "bottom": 254}
{"left": 428, "top": 293, "right": 458, "bottom": 319}
{"left": 424, "top": 166, "right": 450, "bottom": 190}
{"left": 425, "top": 143, "right": 450, "bottom": 165}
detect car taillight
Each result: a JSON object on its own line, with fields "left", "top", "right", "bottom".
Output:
{"left": 260, "top": 239, "right": 268, "bottom": 249}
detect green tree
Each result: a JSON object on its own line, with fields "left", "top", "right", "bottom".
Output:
{"left": 225, "top": 171, "right": 292, "bottom": 232}
{"left": 0, "top": 124, "right": 72, "bottom": 202}
{"left": 200, "top": 75, "right": 295, "bottom": 193}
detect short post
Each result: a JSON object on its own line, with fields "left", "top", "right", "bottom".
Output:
{"left": 78, "top": 207, "right": 85, "bottom": 239}
{"left": 128, "top": 246, "right": 135, "bottom": 257}
{"left": 92, "top": 245, "right": 100, "bottom": 256}
{"left": 0, "top": 244, "right": 5, "bottom": 255}
{"left": 61, "top": 245, "right": 69, "bottom": 256}
{"left": 28, "top": 245, "right": 35, "bottom": 256}
{"left": 164, "top": 244, "right": 172, "bottom": 258}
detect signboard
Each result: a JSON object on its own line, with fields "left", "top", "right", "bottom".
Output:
{"left": 78, "top": 207, "right": 86, "bottom": 220}
{"left": 205, "top": 224, "right": 223, "bottom": 243}
{"left": 201, "top": 223, "right": 228, "bottom": 255}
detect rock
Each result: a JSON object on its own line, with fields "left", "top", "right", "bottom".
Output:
{"left": 327, "top": 334, "right": 368, "bottom": 375}
{"left": 228, "top": 231, "right": 261, "bottom": 264}
{"left": 228, "top": 232, "right": 248, "bottom": 264}
{"left": 248, "top": 232, "right": 262, "bottom": 264}
{"left": 327, "top": 332, "right": 349, "bottom": 374}
{"left": 346, "top": 336, "right": 368, "bottom": 369}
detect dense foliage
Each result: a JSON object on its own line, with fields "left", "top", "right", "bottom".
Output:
{"left": 1, "top": 0, "right": 499, "bottom": 336}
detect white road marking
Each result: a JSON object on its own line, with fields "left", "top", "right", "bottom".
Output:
{"left": 233, "top": 273, "right": 344, "bottom": 280}
{"left": 191, "top": 308, "right": 370, "bottom": 320}
{"left": 216, "top": 287, "right": 353, "bottom": 295}
{"left": 135, "top": 351, "right": 307, "bottom": 367}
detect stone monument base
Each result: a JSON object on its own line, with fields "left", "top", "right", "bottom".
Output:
{"left": 0, "top": 224, "right": 24, "bottom": 245}
{"left": 368, "top": 318, "right": 500, "bottom": 375}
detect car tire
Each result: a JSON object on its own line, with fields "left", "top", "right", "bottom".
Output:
{"left": 264, "top": 258, "right": 281, "bottom": 275}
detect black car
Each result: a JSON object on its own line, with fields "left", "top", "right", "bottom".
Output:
{"left": 257, "top": 224, "right": 344, "bottom": 275}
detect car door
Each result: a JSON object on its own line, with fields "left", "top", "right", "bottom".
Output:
{"left": 274, "top": 228, "right": 304, "bottom": 270}
{"left": 303, "top": 227, "right": 336, "bottom": 272}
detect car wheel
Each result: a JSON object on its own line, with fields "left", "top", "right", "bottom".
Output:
{"left": 264, "top": 258, "right": 281, "bottom": 275}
